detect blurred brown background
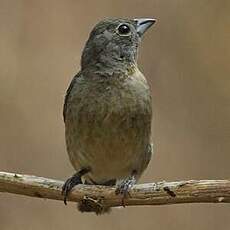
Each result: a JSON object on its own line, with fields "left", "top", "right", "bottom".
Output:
{"left": 0, "top": 0, "right": 229, "bottom": 229}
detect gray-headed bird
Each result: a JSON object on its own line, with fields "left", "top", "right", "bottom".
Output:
{"left": 62, "top": 18, "right": 156, "bottom": 214}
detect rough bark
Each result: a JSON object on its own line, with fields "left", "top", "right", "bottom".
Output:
{"left": 0, "top": 171, "right": 229, "bottom": 208}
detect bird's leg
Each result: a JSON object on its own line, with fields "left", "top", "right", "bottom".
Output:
{"left": 115, "top": 170, "right": 137, "bottom": 207}
{"left": 62, "top": 167, "right": 90, "bottom": 205}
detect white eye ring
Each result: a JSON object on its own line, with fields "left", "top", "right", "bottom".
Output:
{"left": 116, "top": 23, "right": 131, "bottom": 36}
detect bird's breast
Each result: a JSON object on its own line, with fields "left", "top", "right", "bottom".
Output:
{"left": 65, "top": 69, "right": 152, "bottom": 183}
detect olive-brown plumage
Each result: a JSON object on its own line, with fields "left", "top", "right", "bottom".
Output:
{"left": 62, "top": 18, "right": 155, "bottom": 213}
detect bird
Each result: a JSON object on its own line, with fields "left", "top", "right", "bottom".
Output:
{"left": 62, "top": 17, "right": 156, "bottom": 214}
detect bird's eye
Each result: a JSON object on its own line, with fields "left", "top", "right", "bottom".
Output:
{"left": 117, "top": 24, "right": 131, "bottom": 35}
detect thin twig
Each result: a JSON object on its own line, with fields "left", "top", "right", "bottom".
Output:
{"left": 0, "top": 171, "right": 230, "bottom": 208}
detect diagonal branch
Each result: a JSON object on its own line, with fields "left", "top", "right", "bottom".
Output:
{"left": 0, "top": 171, "right": 230, "bottom": 208}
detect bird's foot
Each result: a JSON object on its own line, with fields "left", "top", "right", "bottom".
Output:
{"left": 62, "top": 167, "right": 90, "bottom": 205}
{"left": 115, "top": 174, "right": 136, "bottom": 207}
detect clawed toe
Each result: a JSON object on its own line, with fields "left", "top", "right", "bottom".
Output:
{"left": 62, "top": 174, "right": 82, "bottom": 205}
{"left": 115, "top": 175, "right": 136, "bottom": 207}
{"left": 115, "top": 181, "right": 132, "bottom": 197}
{"left": 62, "top": 167, "right": 90, "bottom": 205}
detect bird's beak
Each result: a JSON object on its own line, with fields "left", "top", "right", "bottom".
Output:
{"left": 134, "top": 18, "right": 156, "bottom": 37}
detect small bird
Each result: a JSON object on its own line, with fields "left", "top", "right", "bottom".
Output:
{"left": 62, "top": 18, "right": 155, "bottom": 213}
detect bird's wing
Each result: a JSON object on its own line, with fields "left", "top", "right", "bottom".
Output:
{"left": 63, "top": 72, "right": 81, "bottom": 122}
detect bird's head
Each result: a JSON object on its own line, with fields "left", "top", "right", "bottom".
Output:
{"left": 81, "top": 18, "right": 156, "bottom": 71}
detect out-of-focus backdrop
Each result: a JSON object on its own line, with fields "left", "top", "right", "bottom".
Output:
{"left": 0, "top": 1, "right": 229, "bottom": 229}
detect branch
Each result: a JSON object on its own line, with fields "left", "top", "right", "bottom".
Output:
{"left": 0, "top": 171, "right": 230, "bottom": 208}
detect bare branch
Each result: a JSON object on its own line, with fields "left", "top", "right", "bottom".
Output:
{"left": 0, "top": 171, "right": 230, "bottom": 208}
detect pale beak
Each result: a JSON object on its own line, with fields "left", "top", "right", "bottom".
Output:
{"left": 134, "top": 18, "right": 156, "bottom": 36}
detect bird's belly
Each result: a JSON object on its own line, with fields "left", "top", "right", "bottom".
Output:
{"left": 66, "top": 109, "right": 150, "bottom": 183}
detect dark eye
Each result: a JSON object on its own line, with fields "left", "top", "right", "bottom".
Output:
{"left": 117, "top": 24, "right": 131, "bottom": 35}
